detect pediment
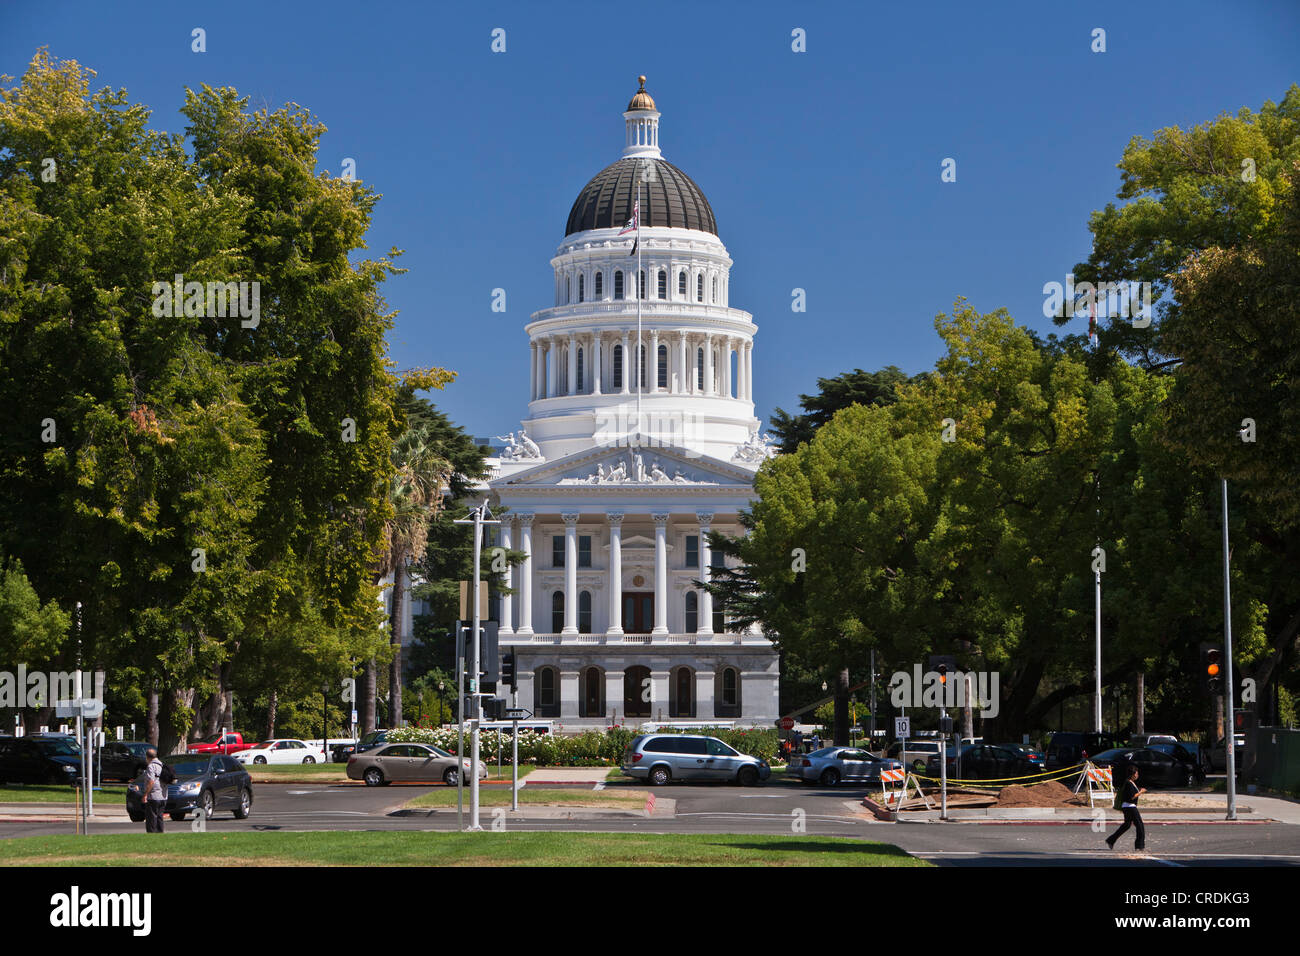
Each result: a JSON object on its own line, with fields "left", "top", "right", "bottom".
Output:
{"left": 491, "top": 442, "right": 754, "bottom": 489}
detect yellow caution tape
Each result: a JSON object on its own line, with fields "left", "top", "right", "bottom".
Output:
{"left": 910, "top": 763, "right": 1086, "bottom": 786}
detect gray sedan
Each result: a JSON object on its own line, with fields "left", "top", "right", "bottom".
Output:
{"left": 791, "top": 747, "right": 903, "bottom": 787}
{"left": 346, "top": 743, "right": 486, "bottom": 786}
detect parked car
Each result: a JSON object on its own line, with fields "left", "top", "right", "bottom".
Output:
{"left": 791, "top": 747, "right": 903, "bottom": 787}
{"left": 353, "top": 729, "right": 391, "bottom": 756}
{"left": 1208, "top": 735, "right": 1246, "bottom": 773}
{"left": 1044, "top": 731, "right": 1124, "bottom": 770}
{"left": 1089, "top": 747, "right": 1205, "bottom": 789}
{"left": 347, "top": 743, "right": 485, "bottom": 786}
{"left": 621, "top": 734, "right": 771, "bottom": 787}
{"left": 1129, "top": 733, "right": 1179, "bottom": 748}
{"left": 187, "top": 732, "right": 256, "bottom": 756}
{"left": 926, "top": 744, "right": 1044, "bottom": 781}
{"left": 234, "top": 738, "right": 327, "bottom": 765}
{"left": 884, "top": 740, "right": 944, "bottom": 772}
{"left": 0, "top": 735, "right": 93, "bottom": 785}
{"left": 1147, "top": 741, "right": 1207, "bottom": 774}
{"left": 993, "top": 743, "right": 1046, "bottom": 770}
{"left": 99, "top": 741, "right": 151, "bottom": 782}
{"left": 126, "top": 753, "right": 253, "bottom": 821}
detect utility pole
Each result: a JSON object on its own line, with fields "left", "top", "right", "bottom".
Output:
{"left": 1222, "top": 478, "right": 1237, "bottom": 820}
{"left": 454, "top": 500, "right": 498, "bottom": 831}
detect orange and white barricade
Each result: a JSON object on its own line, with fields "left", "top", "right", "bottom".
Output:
{"left": 1082, "top": 762, "right": 1114, "bottom": 806}
{"left": 879, "top": 767, "right": 907, "bottom": 808}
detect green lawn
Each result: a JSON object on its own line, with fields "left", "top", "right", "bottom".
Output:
{"left": 0, "top": 785, "right": 127, "bottom": 804}
{"left": 0, "top": 830, "right": 928, "bottom": 867}
{"left": 403, "top": 787, "right": 648, "bottom": 809}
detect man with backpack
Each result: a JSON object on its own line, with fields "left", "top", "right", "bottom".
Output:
{"left": 142, "top": 748, "right": 170, "bottom": 833}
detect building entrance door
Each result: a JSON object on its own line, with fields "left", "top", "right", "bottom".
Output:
{"left": 622, "top": 592, "right": 654, "bottom": 633}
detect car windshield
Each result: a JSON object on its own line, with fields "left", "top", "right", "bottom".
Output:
{"left": 807, "top": 748, "right": 837, "bottom": 758}
{"left": 1091, "top": 749, "right": 1131, "bottom": 761}
{"left": 163, "top": 756, "right": 212, "bottom": 776}
{"left": 36, "top": 739, "right": 80, "bottom": 756}
{"left": 247, "top": 742, "right": 275, "bottom": 749}
{"left": 430, "top": 747, "right": 452, "bottom": 758}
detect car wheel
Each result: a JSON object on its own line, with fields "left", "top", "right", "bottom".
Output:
{"left": 303, "top": 756, "right": 316, "bottom": 764}
{"left": 913, "top": 759, "right": 926, "bottom": 772}
{"left": 170, "top": 811, "right": 187, "bottom": 822}
{"left": 233, "top": 788, "right": 252, "bottom": 819}
{"left": 443, "top": 767, "right": 460, "bottom": 786}
{"left": 738, "top": 766, "right": 760, "bottom": 787}
{"left": 200, "top": 790, "right": 215, "bottom": 820}
{"left": 1186, "top": 771, "right": 1197, "bottom": 788}
{"left": 253, "top": 755, "right": 267, "bottom": 765}
{"left": 364, "top": 767, "right": 384, "bottom": 787}
{"left": 649, "top": 766, "right": 671, "bottom": 786}
{"left": 820, "top": 768, "right": 841, "bottom": 787}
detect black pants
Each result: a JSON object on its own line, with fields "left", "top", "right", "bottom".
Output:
{"left": 1108, "top": 806, "right": 1144, "bottom": 849}
{"left": 145, "top": 799, "right": 166, "bottom": 833}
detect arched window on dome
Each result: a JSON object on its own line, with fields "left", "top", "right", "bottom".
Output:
{"left": 578, "top": 274, "right": 584, "bottom": 303}
{"left": 712, "top": 276, "right": 717, "bottom": 303}
{"left": 696, "top": 347, "right": 704, "bottom": 391}
{"left": 565, "top": 276, "right": 570, "bottom": 304}
{"left": 639, "top": 270, "right": 646, "bottom": 300}
{"left": 678, "top": 271, "right": 687, "bottom": 297}
{"left": 594, "top": 271, "right": 603, "bottom": 298}
{"left": 612, "top": 345, "right": 623, "bottom": 389}
{"left": 657, "top": 270, "right": 666, "bottom": 300}
{"left": 614, "top": 271, "right": 624, "bottom": 300}
{"left": 696, "top": 273, "right": 704, "bottom": 303}
{"left": 576, "top": 347, "right": 584, "bottom": 393}
{"left": 657, "top": 344, "right": 668, "bottom": 389}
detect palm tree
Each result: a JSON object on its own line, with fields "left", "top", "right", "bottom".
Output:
{"left": 366, "top": 424, "right": 452, "bottom": 730}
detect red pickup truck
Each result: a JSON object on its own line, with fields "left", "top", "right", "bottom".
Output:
{"left": 187, "top": 732, "right": 256, "bottom": 755}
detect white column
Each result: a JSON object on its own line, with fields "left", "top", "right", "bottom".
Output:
{"left": 677, "top": 331, "right": 688, "bottom": 395}
{"left": 546, "top": 339, "right": 557, "bottom": 398}
{"left": 697, "top": 511, "right": 714, "bottom": 634}
{"left": 606, "top": 512, "right": 624, "bottom": 635}
{"left": 567, "top": 334, "right": 577, "bottom": 396}
{"left": 652, "top": 513, "right": 669, "bottom": 635}
{"left": 517, "top": 513, "right": 534, "bottom": 634}
{"left": 592, "top": 334, "right": 602, "bottom": 395}
{"left": 562, "top": 513, "right": 579, "bottom": 635}
{"left": 620, "top": 332, "right": 630, "bottom": 394}
{"left": 529, "top": 342, "right": 537, "bottom": 400}
{"left": 499, "top": 518, "right": 514, "bottom": 634}
{"left": 722, "top": 338, "right": 732, "bottom": 398}
{"left": 703, "top": 334, "right": 714, "bottom": 396}
{"left": 650, "top": 329, "right": 660, "bottom": 393}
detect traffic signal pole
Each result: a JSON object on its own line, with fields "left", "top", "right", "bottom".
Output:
{"left": 1222, "top": 479, "right": 1237, "bottom": 820}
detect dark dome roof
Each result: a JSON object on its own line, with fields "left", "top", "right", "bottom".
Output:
{"left": 565, "top": 157, "right": 717, "bottom": 237}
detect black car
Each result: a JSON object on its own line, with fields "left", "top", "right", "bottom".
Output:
{"left": 926, "top": 744, "right": 1043, "bottom": 781}
{"left": 1090, "top": 747, "right": 1205, "bottom": 789}
{"left": 353, "top": 729, "right": 390, "bottom": 756}
{"left": 1045, "top": 731, "right": 1124, "bottom": 770}
{"left": 126, "top": 753, "right": 253, "bottom": 822}
{"left": 331, "top": 742, "right": 356, "bottom": 763}
{"left": 99, "top": 741, "right": 151, "bottom": 783}
{"left": 0, "top": 735, "right": 92, "bottom": 785}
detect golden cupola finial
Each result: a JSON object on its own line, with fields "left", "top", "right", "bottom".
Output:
{"left": 627, "top": 75, "right": 656, "bottom": 112}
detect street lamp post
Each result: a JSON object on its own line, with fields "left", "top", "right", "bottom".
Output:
{"left": 1222, "top": 477, "right": 1238, "bottom": 820}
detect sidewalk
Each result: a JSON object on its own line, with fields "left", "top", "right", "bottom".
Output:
{"left": 0, "top": 802, "right": 133, "bottom": 823}
{"left": 524, "top": 767, "right": 614, "bottom": 785}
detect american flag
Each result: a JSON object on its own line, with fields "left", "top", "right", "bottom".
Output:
{"left": 619, "top": 199, "right": 639, "bottom": 236}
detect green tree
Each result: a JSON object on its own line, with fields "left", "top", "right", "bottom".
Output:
{"left": 770, "top": 366, "right": 912, "bottom": 453}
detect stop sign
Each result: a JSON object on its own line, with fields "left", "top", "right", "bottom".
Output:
{"left": 781, "top": 717, "right": 795, "bottom": 731}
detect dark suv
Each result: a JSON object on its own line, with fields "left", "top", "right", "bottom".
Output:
{"left": 1045, "top": 731, "right": 1124, "bottom": 771}
{"left": 0, "top": 735, "right": 91, "bottom": 785}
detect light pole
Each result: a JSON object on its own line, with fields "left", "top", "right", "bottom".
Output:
{"left": 1222, "top": 476, "right": 1238, "bottom": 820}
{"left": 453, "top": 499, "right": 498, "bottom": 831}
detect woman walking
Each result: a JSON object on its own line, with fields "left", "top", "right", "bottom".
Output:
{"left": 1106, "top": 764, "right": 1146, "bottom": 851}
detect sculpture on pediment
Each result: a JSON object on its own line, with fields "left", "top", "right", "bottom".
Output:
{"left": 732, "top": 427, "right": 777, "bottom": 464}
{"left": 496, "top": 427, "right": 543, "bottom": 462}
{"left": 559, "top": 450, "right": 719, "bottom": 485}
{"left": 649, "top": 460, "right": 670, "bottom": 483}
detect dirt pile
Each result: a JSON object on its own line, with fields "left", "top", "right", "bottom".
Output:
{"left": 993, "top": 780, "right": 1086, "bottom": 808}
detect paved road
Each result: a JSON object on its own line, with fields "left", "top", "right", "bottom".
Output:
{"left": 3, "top": 778, "right": 1298, "bottom": 866}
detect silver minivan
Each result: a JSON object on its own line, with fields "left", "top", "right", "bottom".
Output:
{"left": 621, "top": 734, "right": 771, "bottom": 786}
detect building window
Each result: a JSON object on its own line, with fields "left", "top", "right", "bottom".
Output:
{"left": 551, "top": 591, "right": 564, "bottom": 633}
{"left": 580, "top": 665, "right": 603, "bottom": 717}
{"left": 565, "top": 276, "right": 570, "bottom": 303}
{"left": 613, "top": 345, "right": 623, "bottom": 388}
{"left": 536, "top": 666, "right": 559, "bottom": 718}
{"left": 578, "top": 590, "right": 592, "bottom": 633}
{"left": 657, "top": 269, "right": 666, "bottom": 299}
{"left": 697, "top": 273, "right": 703, "bottom": 302}
{"left": 657, "top": 344, "right": 668, "bottom": 389}
{"left": 716, "top": 667, "right": 740, "bottom": 718}
{"left": 594, "top": 272, "right": 603, "bottom": 297}
{"left": 624, "top": 665, "right": 651, "bottom": 718}
{"left": 678, "top": 271, "right": 687, "bottom": 297}
{"left": 552, "top": 536, "right": 565, "bottom": 567}
{"left": 614, "top": 271, "right": 624, "bottom": 300}
{"left": 696, "top": 348, "right": 704, "bottom": 390}
{"left": 578, "top": 274, "right": 585, "bottom": 303}
{"left": 685, "top": 535, "right": 699, "bottom": 568}
{"left": 684, "top": 591, "right": 698, "bottom": 633}
{"left": 576, "top": 347, "right": 584, "bottom": 392}
{"left": 578, "top": 535, "right": 592, "bottom": 567}
{"left": 670, "top": 666, "right": 695, "bottom": 718}
{"left": 712, "top": 276, "right": 717, "bottom": 302}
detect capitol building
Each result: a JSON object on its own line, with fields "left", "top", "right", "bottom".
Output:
{"left": 486, "top": 78, "right": 780, "bottom": 730}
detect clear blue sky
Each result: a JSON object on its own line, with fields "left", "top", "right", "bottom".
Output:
{"left": 4, "top": 1, "right": 1296, "bottom": 439}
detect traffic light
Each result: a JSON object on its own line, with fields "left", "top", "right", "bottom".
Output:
{"left": 501, "top": 653, "right": 516, "bottom": 689}
{"left": 1201, "top": 643, "right": 1222, "bottom": 693}
{"left": 938, "top": 663, "right": 948, "bottom": 686}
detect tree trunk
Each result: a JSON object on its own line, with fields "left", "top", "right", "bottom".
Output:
{"left": 266, "top": 689, "right": 278, "bottom": 740}
{"left": 205, "top": 663, "right": 222, "bottom": 738}
{"left": 362, "top": 659, "right": 377, "bottom": 733}
{"left": 147, "top": 684, "right": 160, "bottom": 746}
{"left": 1135, "top": 672, "right": 1145, "bottom": 734}
{"left": 1214, "top": 691, "right": 1224, "bottom": 743}
{"left": 390, "top": 563, "right": 405, "bottom": 728}
{"left": 833, "top": 667, "right": 850, "bottom": 745}
{"left": 962, "top": 672, "right": 974, "bottom": 740}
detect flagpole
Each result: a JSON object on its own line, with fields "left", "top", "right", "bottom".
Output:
{"left": 635, "top": 160, "right": 643, "bottom": 441}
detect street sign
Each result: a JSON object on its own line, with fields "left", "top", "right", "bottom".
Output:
{"left": 894, "top": 716, "right": 911, "bottom": 738}
{"left": 780, "top": 717, "right": 795, "bottom": 731}
{"left": 468, "top": 678, "right": 478, "bottom": 693}
{"left": 350, "top": 709, "right": 358, "bottom": 724}
{"left": 504, "top": 708, "right": 533, "bottom": 720}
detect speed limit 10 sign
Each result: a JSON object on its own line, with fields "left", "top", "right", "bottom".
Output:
{"left": 894, "top": 717, "right": 911, "bottom": 738}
